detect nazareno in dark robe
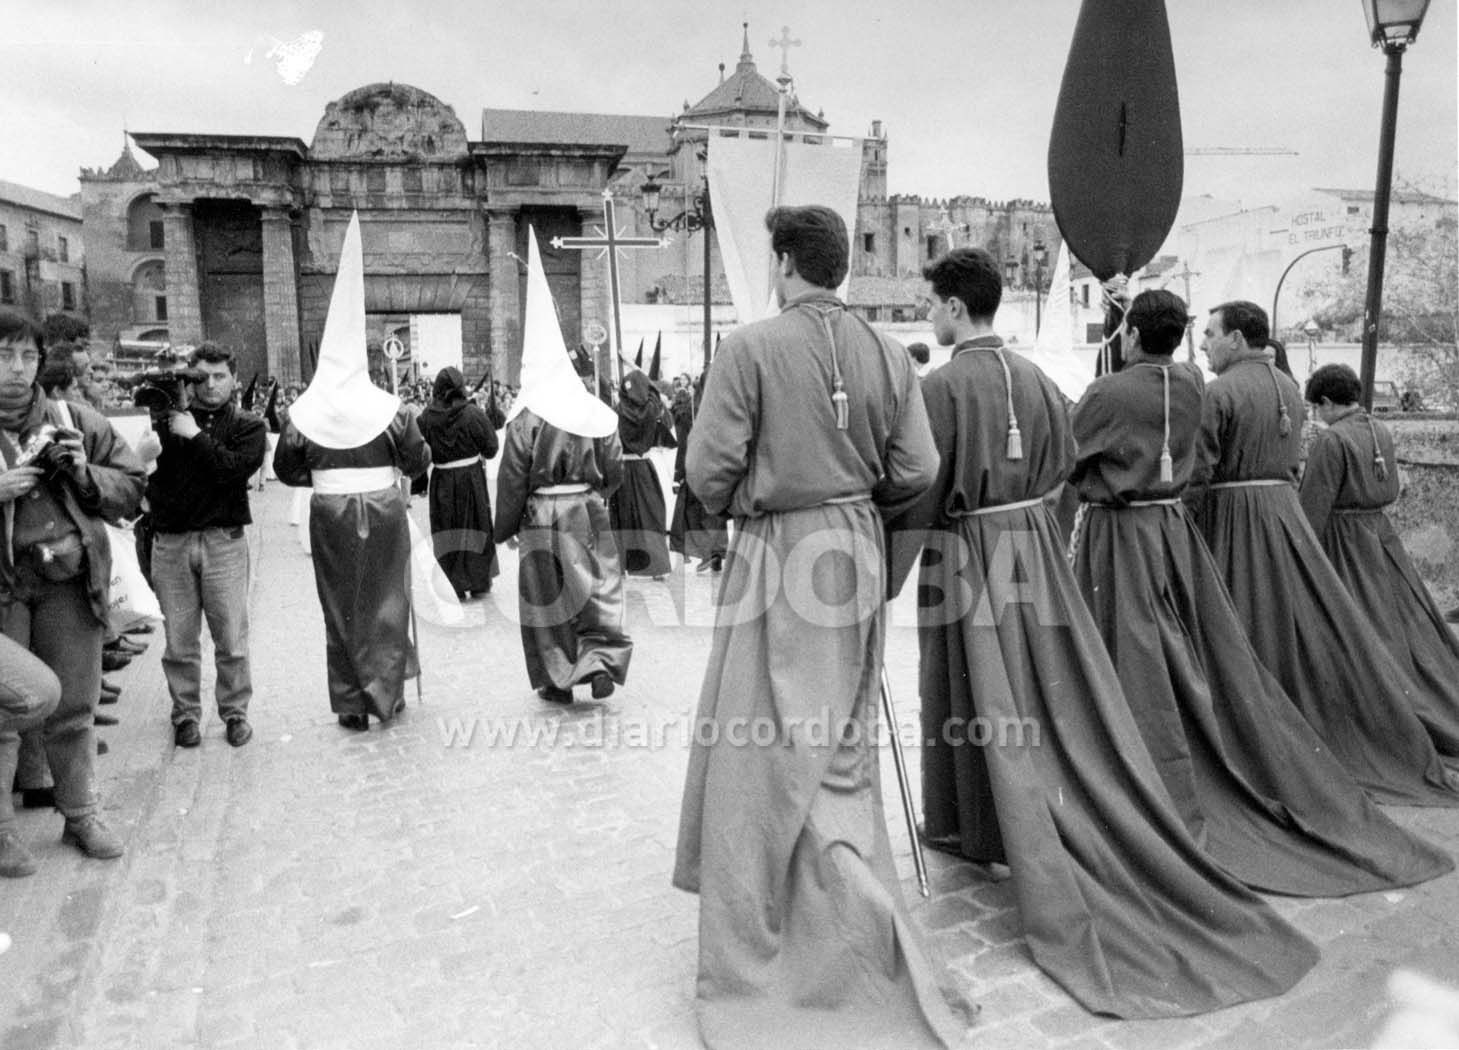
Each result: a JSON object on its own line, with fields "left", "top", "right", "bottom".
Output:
{"left": 417, "top": 376, "right": 500, "bottom": 597}
{"left": 273, "top": 407, "right": 431, "bottom": 720}
{"left": 1301, "top": 407, "right": 1459, "bottom": 757}
{"left": 609, "top": 371, "right": 675, "bottom": 577}
{"left": 885, "top": 338, "right": 1316, "bottom": 1019}
{"left": 669, "top": 387, "right": 728, "bottom": 563}
{"left": 1189, "top": 354, "right": 1459, "bottom": 806}
{"left": 1071, "top": 360, "right": 1452, "bottom": 897}
{"left": 492, "top": 408, "right": 632, "bottom": 693}
{"left": 673, "top": 291, "right": 967, "bottom": 1050}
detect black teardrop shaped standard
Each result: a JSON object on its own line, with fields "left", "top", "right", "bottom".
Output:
{"left": 1048, "top": 0, "right": 1184, "bottom": 282}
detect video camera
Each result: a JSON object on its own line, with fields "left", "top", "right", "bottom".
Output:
{"left": 132, "top": 367, "right": 208, "bottom": 415}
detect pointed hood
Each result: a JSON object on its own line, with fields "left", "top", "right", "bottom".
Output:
{"left": 648, "top": 332, "right": 662, "bottom": 381}
{"left": 288, "top": 212, "right": 400, "bottom": 448}
{"left": 506, "top": 229, "right": 618, "bottom": 438}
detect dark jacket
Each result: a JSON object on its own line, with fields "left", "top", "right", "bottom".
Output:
{"left": 0, "top": 391, "right": 146, "bottom": 624}
{"left": 146, "top": 401, "right": 267, "bottom": 533}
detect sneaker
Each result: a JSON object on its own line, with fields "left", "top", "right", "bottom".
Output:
{"left": 0, "top": 831, "right": 36, "bottom": 878}
{"left": 225, "top": 718, "right": 253, "bottom": 747}
{"left": 589, "top": 673, "right": 614, "bottom": 700}
{"left": 537, "top": 686, "right": 573, "bottom": 704}
{"left": 61, "top": 816, "right": 123, "bottom": 860}
{"left": 174, "top": 721, "right": 201, "bottom": 748}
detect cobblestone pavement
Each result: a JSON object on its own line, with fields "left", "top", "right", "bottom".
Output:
{"left": 3, "top": 472, "right": 1459, "bottom": 1050}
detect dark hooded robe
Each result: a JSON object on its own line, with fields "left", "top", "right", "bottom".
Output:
{"left": 1070, "top": 361, "right": 1452, "bottom": 898}
{"left": 673, "top": 291, "right": 966, "bottom": 1050}
{"left": 1189, "top": 353, "right": 1459, "bottom": 806}
{"left": 884, "top": 338, "right": 1316, "bottom": 1018}
{"left": 493, "top": 408, "right": 632, "bottom": 693}
{"left": 417, "top": 367, "right": 499, "bottom": 597}
{"left": 1301, "top": 407, "right": 1459, "bottom": 757}
{"left": 273, "top": 408, "right": 431, "bottom": 720}
{"left": 669, "top": 380, "right": 729, "bottom": 564}
{"left": 608, "top": 369, "right": 675, "bottom": 577}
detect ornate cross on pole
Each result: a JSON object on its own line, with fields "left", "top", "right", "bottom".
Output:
{"left": 552, "top": 188, "right": 665, "bottom": 396}
{"left": 769, "top": 25, "right": 801, "bottom": 82}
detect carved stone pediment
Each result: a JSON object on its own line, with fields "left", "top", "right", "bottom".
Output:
{"left": 311, "top": 83, "right": 468, "bottom": 162}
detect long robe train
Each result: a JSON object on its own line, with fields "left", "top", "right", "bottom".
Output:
{"left": 1199, "top": 486, "right": 1459, "bottom": 806}
{"left": 611, "top": 457, "right": 671, "bottom": 576}
{"left": 920, "top": 504, "right": 1316, "bottom": 1018}
{"left": 1324, "top": 508, "right": 1459, "bottom": 757}
{"left": 517, "top": 491, "right": 631, "bottom": 691}
{"left": 308, "top": 487, "right": 416, "bottom": 720}
{"left": 1075, "top": 504, "right": 1453, "bottom": 897}
{"left": 674, "top": 502, "right": 966, "bottom": 1050}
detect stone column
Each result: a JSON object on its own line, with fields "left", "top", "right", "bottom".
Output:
{"left": 485, "top": 207, "right": 521, "bottom": 383}
{"left": 260, "top": 207, "right": 303, "bottom": 385}
{"left": 160, "top": 203, "right": 203, "bottom": 344}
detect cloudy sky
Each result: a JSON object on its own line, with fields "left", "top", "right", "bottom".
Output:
{"left": 4, "top": 0, "right": 1456, "bottom": 207}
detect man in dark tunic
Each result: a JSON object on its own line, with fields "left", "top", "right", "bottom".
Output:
{"left": 609, "top": 367, "right": 675, "bottom": 578}
{"left": 1070, "top": 289, "right": 1451, "bottom": 898}
{"left": 417, "top": 367, "right": 499, "bottom": 599}
{"left": 673, "top": 206, "right": 965, "bottom": 1050}
{"left": 493, "top": 230, "right": 631, "bottom": 705}
{"left": 272, "top": 214, "right": 431, "bottom": 730}
{"left": 668, "top": 374, "right": 727, "bottom": 572}
{"left": 885, "top": 251, "right": 1315, "bottom": 1018}
{"left": 1301, "top": 363, "right": 1459, "bottom": 756}
{"left": 1189, "top": 302, "right": 1459, "bottom": 805}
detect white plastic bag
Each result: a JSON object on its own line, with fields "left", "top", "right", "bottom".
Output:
{"left": 104, "top": 523, "right": 161, "bottom": 630}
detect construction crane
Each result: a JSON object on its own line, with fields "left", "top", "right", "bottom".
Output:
{"left": 1185, "top": 146, "right": 1299, "bottom": 156}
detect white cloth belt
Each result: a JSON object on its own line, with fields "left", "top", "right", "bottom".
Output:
{"left": 311, "top": 467, "right": 400, "bottom": 495}
{"left": 621, "top": 453, "right": 651, "bottom": 461}
{"left": 532, "top": 483, "right": 591, "bottom": 497}
{"left": 1209, "top": 479, "right": 1291, "bottom": 490}
{"left": 1091, "top": 497, "right": 1181, "bottom": 509}
{"left": 434, "top": 456, "right": 482, "bottom": 470}
{"left": 961, "top": 495, "right": 1046, "bottom": 518}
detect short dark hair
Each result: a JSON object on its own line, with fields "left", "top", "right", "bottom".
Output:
{"left": 1126, "top": 290, "right": 1189, "bottom": 357}
{"left": 0, "top": 309, "right": 47, "bottom": 359}
{"left": 907, "top": 342, "right": 930, "bottom": 365}
{"left": 38, "top": 362, "right": 75, "bottom": 396}
{"left": 189, "top": 341, "right": 237, "bottom": 374}
{"left": 765, "top": 205, "right": 848, "bottom": 289}
{"left": 1211, "top": 300, "right": 1269, "bottom": 347}
{"left": 1305, "top": 363, "right": 1362, "bottom": 406}
{"left": 922, "top": 248, "right": 1002, "bottom": 320}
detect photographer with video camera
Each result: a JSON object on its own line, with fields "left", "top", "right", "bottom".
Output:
{"left": 0, "top": 309, "right": 145, "bottom": 877}
{"left": 141, "top": 342, "right": 265, "bottom": 750}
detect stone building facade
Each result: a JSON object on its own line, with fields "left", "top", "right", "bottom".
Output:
{"left": 0, "top": 179, "right": 85, "bottom": 323}
{"left": 76, "top": 29, "right": 1063, "bottom": 382}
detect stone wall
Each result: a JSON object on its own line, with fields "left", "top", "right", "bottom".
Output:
{"left": 1389, "top": 418, "right": 1459, "bottom": 608}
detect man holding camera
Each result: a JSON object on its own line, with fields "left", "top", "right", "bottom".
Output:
{"left": 145, "top": 342, "right": 266, "bottom": 748}
{"left": 0, "top": 310, "right": 145, "bottom": 875}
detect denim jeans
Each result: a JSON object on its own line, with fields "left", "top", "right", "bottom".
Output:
{"left": 0, "top": 575, "right": 102, "bottom": 830}
{"left": 0, "top": 632, "right": 60, "bottom": 733}
{"left": 151, "top": 527, "right": 253, "bottom": 726}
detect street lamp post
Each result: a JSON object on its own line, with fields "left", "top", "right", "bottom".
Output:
{"left": 641, "top": 171, "right": 715, "bottom": 376}
{"left": 1357, "top": 0, "right": 1431, "bottom": 410}
{"left": 1032, "top": 240, "right": 1048, "bottom": 338}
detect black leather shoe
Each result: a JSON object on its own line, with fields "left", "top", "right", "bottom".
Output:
{"left": 225, "top": 718, "right": 253, "bottom": 747}
{"left": 98, "top": 691, "right": 119, "bottom": 705}
{"left": 94, "top": 712, "right": 118, "bottom": 727}
{"left": 537, "top": 686, "right": 573, "bottom": 704}
{"left": 100, "top": 678, "right": 121, "bottom": 696}
{"left": 337, "top": 713, "right": 369, "bottom": 731}
{"left": 20, "top": 787, "right": 55, "bottom": 810}
{"left": 174, "top": 721, "right": 201, "bottom": 748}
{"left": 105, "top": 636, "right": 147, "bottom": 655}
{"left": 96, "top": 740, "right": 108, "bottom": 756}
{"left": 590, "top": 673, "right": 614, "bottom": 700}
{"left": 101, "top": 651, "right": 132, "bottom": 672}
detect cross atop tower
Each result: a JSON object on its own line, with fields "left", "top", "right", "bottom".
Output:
{"left": 769, "top": 25, "right": 801, "bottom": 82}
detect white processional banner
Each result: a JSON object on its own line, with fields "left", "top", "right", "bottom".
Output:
{"left": 706, "top": 132, "right": 863, "bottom": 325}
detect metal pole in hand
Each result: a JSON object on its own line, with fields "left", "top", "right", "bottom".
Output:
{"left": 880, "top": 666, "right": 930, "bottom": 898}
